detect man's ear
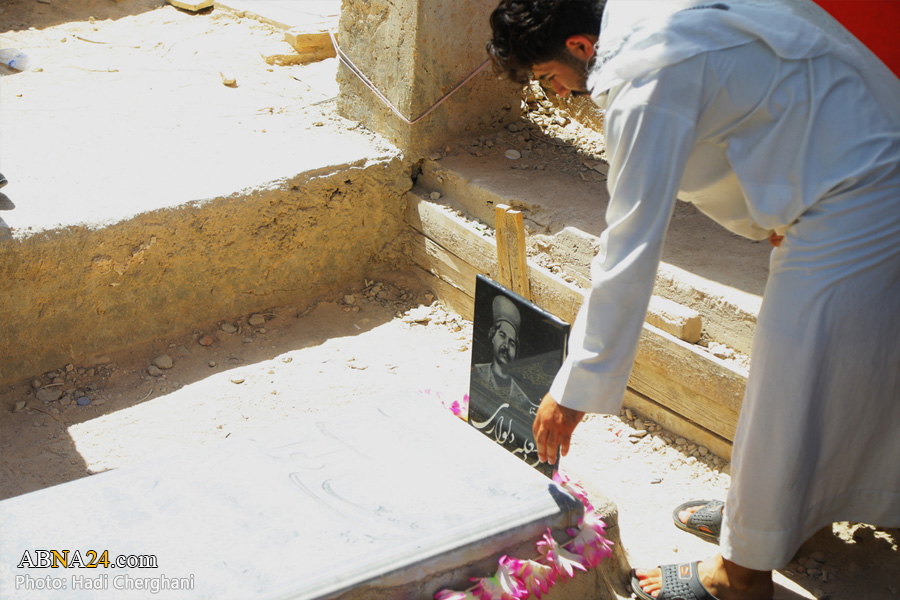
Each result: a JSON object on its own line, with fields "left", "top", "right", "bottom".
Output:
{"left": 565, "top": 34, "right": 596, "bottom": 61}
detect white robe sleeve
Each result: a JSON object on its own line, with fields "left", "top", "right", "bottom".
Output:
{"left": 549, "top": 93, "right": 699, "bottom": 414}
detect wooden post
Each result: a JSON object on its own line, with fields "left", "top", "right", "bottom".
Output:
{"left": 494, "top": 204, "right": 532, "bottom": 300}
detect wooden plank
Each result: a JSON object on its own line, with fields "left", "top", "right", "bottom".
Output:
{"left": 409, "top": 235, "right": 482, "bottom": 300}
{"left": 504, "top": 209, "right": 531, "bottom": 300}
{"left": 493, "top": 203, "right": 531, "bottom": 300}
{"left": 411, "top": 266, "right": 474, "bottom": 321}
{"left": 633, "top": 324, "right": 746, "bottom": 416}
{"left": 647, "top": 295, "right": 702, "bottom": 343}
{"left": 494, "top": 204, "right": 514, "bottom": 290}
{"left": 623, "top": 388, "right": 733, "bottom": 461}
{"left": 167, "top": 0, "right": 213, "bottom": 11}
{"left": 406, "top": 192, "right": 497, "bottom": 277}
{"left": 284, "top": 30, "right": 337, "bottom": 63}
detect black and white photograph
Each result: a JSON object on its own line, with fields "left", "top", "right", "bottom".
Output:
{"left": 467, "top": 275, "right": 570, "bottom": 478}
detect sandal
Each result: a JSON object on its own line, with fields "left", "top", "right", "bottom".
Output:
{"left": 672, "top": 499, "right": 724, "bottom": 543}
{"left": 631, "top": 561, "right": 721, "bottom": 600}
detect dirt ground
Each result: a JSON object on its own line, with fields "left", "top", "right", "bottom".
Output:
{"left": 1, "top": 2, "right": 897, "bottom": 599}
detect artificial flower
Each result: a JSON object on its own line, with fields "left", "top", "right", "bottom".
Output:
{"left": 471, "top": 555, "right": 527, "bottom": 600}
{"left": 537, "top": 529, "right": 587, "bottom": 580}
{"left": 504, "top": 556, "right": 557, "bottom": 599}
{"left": 565, "top": 511, "right": 615, "bottom": 569}
{"left": 449, "top": 394, "right": 470, "bottom": 421}
{"left": 552, "top": 470, "right": 594, "bottom": 513}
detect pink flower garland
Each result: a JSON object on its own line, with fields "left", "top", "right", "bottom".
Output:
{"left": 426, "top": 392, "right": 615, "bottom": 600}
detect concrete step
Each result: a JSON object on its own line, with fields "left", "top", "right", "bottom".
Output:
{"left": 0, "top": 14, "right": 407, "bottom": 385}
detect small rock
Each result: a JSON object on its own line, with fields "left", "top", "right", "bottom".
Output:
{"left": 629, "top": 429, "right": 649, "bottom": 439}
{"left": 504, "top": 149, "right": 521, "bottom": 160}
{"left": 13, "top": 401, "right": 27, "bottom": 413}
{"left": 248, "top": 314, "right": 266, "bottom": 326}
{"left": 230, "top": 378, "right": 245, "bottom": 384}
{"left": 147, "top": 365, "right": 163, "bottom": 377}
{"left": 36, "top": 387, "right": 62, "bottom": 402}
{"left": 76, "top": 396, "right": 91, "bottom": 406}
{"left": 177, "top": 345, "right": 191, "bottom": 357}
{"left": 221, "top": 323, "right": 237, "bottom": 334}
{"left": 651, "top": 437, "right": 667, "bottom": 451}
{"left": 675, "top": 437, "right": 687, "bottom": 446}
{"left": 699, "top": 446, "right": 709, "bottom": 456}
{"left": 343, "top": 295, "right": 357, "bottom": 305}
{"left": 281, "top": 356, "right": 293, "bottom": 363}
{"left": 30, "top": 379, "right": 42, "bottom": 389}
{"left": 153, "top": 355, "right": 174, "bottom": 370}
{"left": 208, "top": 361, "right": 217, "bottom": 368}
{"left": 625, "top": 408, "right": 634, "bottom": 421}
{"left": 804, "top": 559, "right": 821, "bottom": 570}
{"left": 429, "top": 152, "right": 442, "bottom": 161}
{"left": 199, "top": 335, "right": 215, "bottom": 346}
{"left": 429, "top": 191, "right": 442, "bottom": 201}
{"left": 809, "top": 551, "right": 826, "bottom": 563}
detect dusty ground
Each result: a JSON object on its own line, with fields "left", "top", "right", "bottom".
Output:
{"left": 1, "top": 1, "right": 897, "bottom": 599}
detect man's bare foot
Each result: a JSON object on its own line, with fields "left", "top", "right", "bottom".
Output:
{"left": 674, "top": 500, "right": 723, "bottom": 542}
{"left": 678, "top": 502, "right": 723, "bottom": 525}
{"left": 633, "top": 554, "right": 774, "bottom": 600}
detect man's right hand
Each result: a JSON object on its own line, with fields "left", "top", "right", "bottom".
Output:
{"left": 533, "top": 393, "right": 585, "bottom": 465}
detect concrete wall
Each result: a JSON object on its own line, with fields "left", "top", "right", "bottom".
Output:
{"left": 0, "top": 160, "right": 412, "bottom": 385}
{"left": 336, "top": 0, "right": 522, "bottom": 156}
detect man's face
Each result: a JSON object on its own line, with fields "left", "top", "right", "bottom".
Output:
{"left": 491, "top": 321, "right": 518, "bottom": 367}
{"left": 532, "top": 52, "right": 590, "bottom": 98}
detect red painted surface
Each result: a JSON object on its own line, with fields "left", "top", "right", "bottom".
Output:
{"left": 813, "top": 0, "right": 900, "bottom": 78}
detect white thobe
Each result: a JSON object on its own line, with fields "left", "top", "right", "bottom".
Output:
{"left": 548, "top": 0, "right": 900, "bottom": 569}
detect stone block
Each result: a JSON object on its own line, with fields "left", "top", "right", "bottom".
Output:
{"left": 0, "top": 398, "right": 587, "bottom": 599}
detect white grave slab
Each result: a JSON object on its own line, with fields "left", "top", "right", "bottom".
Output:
{"left": 0, "top": 397, "right": 582, "bottom": 599}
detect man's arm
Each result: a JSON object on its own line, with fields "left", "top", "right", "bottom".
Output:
{"left": 533, "top": 393, "right": 585, "bottom": 464}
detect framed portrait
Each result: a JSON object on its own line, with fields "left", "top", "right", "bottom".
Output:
{"left": 468, "top": 275, "right": 570, "bottom": 477}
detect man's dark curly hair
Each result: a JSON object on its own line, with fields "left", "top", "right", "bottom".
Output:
{"left": 487, "top": 0, "right": 605, "bottom": 84}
